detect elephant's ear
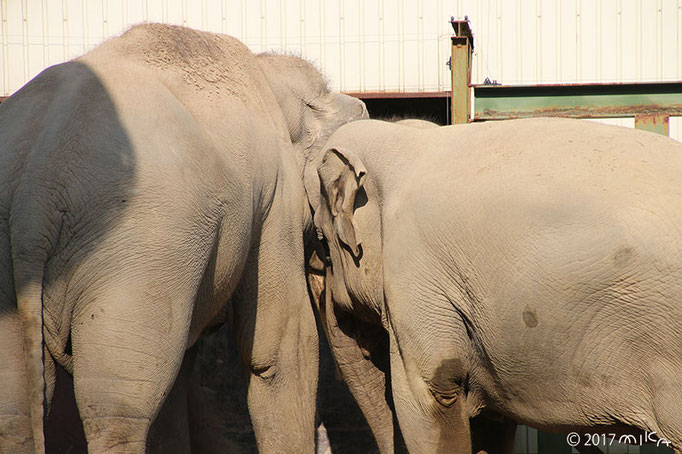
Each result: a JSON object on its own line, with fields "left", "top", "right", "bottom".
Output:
{"left": 315, "top": 147, "right": 367, "bottom": 257}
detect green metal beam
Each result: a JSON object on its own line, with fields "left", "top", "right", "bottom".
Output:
{"left": 473, "top": 82, "right": 682, "bottom": 136}
{"left": 474, "top": 82, "right": 682, "bottom": 120}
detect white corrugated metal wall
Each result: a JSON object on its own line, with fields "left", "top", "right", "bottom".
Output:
{"left": 3, "top": 1, "right": 682, "bottom": 89}
{"left": 2, "top": 1, "right": 682, "bottom": 88}
{"left": 1, "top": 0, "right": 680, "bottom": 140}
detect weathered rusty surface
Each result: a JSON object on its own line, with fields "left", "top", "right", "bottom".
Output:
{"left": 473, "top": 82, "right": 682, "bottom": 125}
{"left": 344, "top": 91, "right": 451, "bottom": 99}
{"left": 450, "top": 18, "right": 475, "bottom": 50}
{"left": 451, "top": 37, "right": 472, "bottom": 125}
{"left": 475, "top": 103, "right": 682, "bottom": 120}
{"left": 635, "top": 114, "right": 670, "bottom": 136}
{"left": 450, "top": 18, "right": 473, "bottom": 125}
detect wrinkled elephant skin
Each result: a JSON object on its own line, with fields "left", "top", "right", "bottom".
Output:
{"left": 306, "top": 118, "right": 682, "bottom": 453}
{"left": 0, "top": 24, "right": 366, "bottom": 453}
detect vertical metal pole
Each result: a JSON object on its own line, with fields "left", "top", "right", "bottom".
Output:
{"left": 450, "top": 27, "right": 471, "bottom": 124}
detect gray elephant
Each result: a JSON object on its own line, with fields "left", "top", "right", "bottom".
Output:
{"left": 305, "top": 118, "right": 682, "bottom": 453}
{"left": 0, "top": 24, "right": 365, "bottom": 453}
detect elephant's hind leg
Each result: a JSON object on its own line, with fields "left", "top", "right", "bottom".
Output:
{"left": 71, "top": 280, "right": 194, "bottom": 453}
{"left": 0, "top": 310, "right": 33, "bottom": 453}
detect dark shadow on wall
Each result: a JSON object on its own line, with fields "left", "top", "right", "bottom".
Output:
{"left": 360, "top": 96, "right": 451, "bottom": 125}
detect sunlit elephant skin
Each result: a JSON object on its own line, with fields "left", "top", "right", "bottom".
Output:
{"left": 305, "top": 118, "right": 682, "bottom": 453}
{"left": 0, "top": 24, "right": 366, "bottom": 453}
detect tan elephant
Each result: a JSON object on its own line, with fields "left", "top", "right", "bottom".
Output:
{"left": 0, "top": 24, "right": 366, "bottom": 453}
{"left": 306, "top": 118, "right": 682, "bottom": 453}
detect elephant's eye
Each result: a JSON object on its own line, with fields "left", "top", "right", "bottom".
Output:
{"left": 430, "top": 389, "right": 459, "bottom": 408}
{"left": 305, "top": 99, "right": 322, "bottom": 112}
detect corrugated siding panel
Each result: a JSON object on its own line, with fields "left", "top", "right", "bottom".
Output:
{"left": 1, "top": 0, "right": 681, "bottom": 138}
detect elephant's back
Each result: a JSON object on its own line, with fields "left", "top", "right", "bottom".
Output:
{"left": 426, "top": 118, "right": 682, "bottom": 192}
{"left": 388, "top": 119, "right": 682, "bottom": 427}
{"left": 403, "top": 118, "right": 682, "bottom": 226}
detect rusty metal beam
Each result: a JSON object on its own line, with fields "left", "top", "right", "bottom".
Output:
{"left": 344, "top": 91, "right": 451, "bottom": 99}
{"left": 474, "top": 82, "right": 682, "bottom": 118}
{"left": 634, "top": 114, "right": 670, "bottom": 136}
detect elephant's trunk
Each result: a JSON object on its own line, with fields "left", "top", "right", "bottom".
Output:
{"left": 308, "top": 261, "right": 396, "bottom": 453}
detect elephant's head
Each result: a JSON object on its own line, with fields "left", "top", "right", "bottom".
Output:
{"left": 309, "top": 146, "right": 387, "bottom": 322}
{"left": 256, "top": 54, "right": 368, "bottom": 165}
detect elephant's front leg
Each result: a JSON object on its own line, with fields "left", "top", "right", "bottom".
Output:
{"left": 232, "top": 211, "right": 319, "bottom": 453}
{"left": 388, "top": 328, "right": 472, "bottom": 454}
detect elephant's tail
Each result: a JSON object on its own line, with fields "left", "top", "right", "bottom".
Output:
{"left": 10, "top": 197, "right": 54, "bottom": 454}
{"left": 13, "top": 258, "right": 46, "bottom": 454}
